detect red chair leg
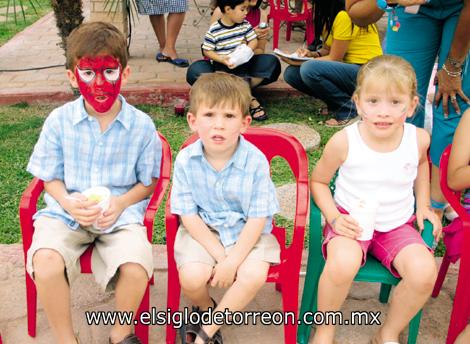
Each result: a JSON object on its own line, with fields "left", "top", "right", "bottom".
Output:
{"left": 135, "top": 282, "right": 150, "bottom": 344}
{"left": 275, "top": 282, "right": 282, "bottom": 292}
{"left": 305, "top": 18, "right": 314, "bottom": 45}
{"left": 166, "top": 266, "right": 181, "bottom": 343}
{"left": 281, "top": 280, "right": 299, "bottom": 344}
{"left": 446, "top": 257, "right": 470, "bottom": 343}
{"left": 26, "top": 273, "right": 37, "bottom": 337}
{"left": 286, "top": 22, "right": 292, "bottom": 42}
{"left": 272, "top": 19, "right": 280, "bottom": 50}
{"left": 432, "top": 254, "right": 451, "bottom": 298}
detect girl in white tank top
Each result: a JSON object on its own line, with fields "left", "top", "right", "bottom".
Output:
{"left": 309, "top": 55, "right": 442, "bottom": 344}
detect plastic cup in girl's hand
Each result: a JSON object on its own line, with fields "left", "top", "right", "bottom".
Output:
{"left": 82, "top": 186, "right": 111, "bottom": 232}
{"left": 350, "top": 197, "right": 379, "bottom": 241}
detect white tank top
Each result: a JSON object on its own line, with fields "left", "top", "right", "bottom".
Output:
{"left": 334, "top": 122, "right": 418, "bottom": 232}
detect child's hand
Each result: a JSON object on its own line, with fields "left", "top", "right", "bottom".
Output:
{"left": 62, "top": 192, "right": 101, "bottom": 227}
{"left": 416, "top": 206, "right": 443, "bottom": 241}
{"left": 223, "top": 55, "right": 235, "bottom": 69}
{"left": 332, "top": 214, "right": 361, "bottom": 239}
{"left": 211, "top": 258, "right": 237, "bottom": 288}
{"left": 96, "top": 195, "right": 126, "bottom": 230}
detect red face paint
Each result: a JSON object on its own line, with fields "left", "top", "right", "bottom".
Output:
{"left": 75, "top": 56, "right": 122, "bottom": 114}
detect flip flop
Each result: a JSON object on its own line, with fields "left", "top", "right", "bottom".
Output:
{"left": 323, "top": 116, "right": 357, "bottom": 128}
{"left": 156, "top": 52, "right": 189, "bottom": 68}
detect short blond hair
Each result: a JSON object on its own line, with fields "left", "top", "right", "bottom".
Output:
{"left": 189, "top": 72, "right": 252, "bottom": 117}
{"left": 354, "top": 55, "right": 418, "bottom": 100}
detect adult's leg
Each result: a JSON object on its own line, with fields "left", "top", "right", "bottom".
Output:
{"left": 186, "top": 60, "right": 215, "bottom": 85}
{"left": 298, "top": 60, "right": 360, "bottom": 120}
{"left": 162, "top": 12, "right": 186, "bottom": 59}
{"left": 377, "top": 244, "right": 437, "bottom": 342}
{"left": 149, "top": 14, "right": 167, "bottom": 51}
{"left": 313, "top": 236, "right": 362, "bottom": 343}
{"left": 284, "top": 65, "right": 317, "bottom": 96}
{"left": 385, "top": 7, "right": 442, "bottom": 128}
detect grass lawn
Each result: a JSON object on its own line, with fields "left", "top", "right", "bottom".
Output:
{"left": 0, "top": 0, "right": 52, "bottom": 47}
{"left": 0, "top": 97, "right": 339, "bottom": 245}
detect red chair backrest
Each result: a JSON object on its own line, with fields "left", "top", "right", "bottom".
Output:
{"left": 19, "top": 132, "right": 172, "bottom": 266}
{"left": 268, "top": 0, "right": 311, "bottom": 20}
{"left": 167, "top": 127, "right": 309, "bottom": 263}
{"left": 439, "top": 144, "right": 470, "bottom": 222}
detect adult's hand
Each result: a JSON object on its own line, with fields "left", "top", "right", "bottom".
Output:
{"left": 435, "top": 69, "right": 470, "bottom": 117}
{"left": 254, "top": 26, "right": 269, "bottom": 40}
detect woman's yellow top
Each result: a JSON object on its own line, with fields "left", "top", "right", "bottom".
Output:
{"left": 323, "top": 10, "right": 383, "bottom": 65}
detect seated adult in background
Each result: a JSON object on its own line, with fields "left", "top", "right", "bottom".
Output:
{"left": 186, "top": 0, "right": 281, "bottom": 120}
{"left": 346, "top": 0, "right": 469, "bottom": 220}
{"left": 282, "top": 0, "right": 383, "bottom": 127}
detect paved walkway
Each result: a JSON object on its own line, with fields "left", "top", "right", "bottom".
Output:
{"left": 0, "top": 0, "right": 307, "bottom": 103}
{"left": 0, "top": 244, "right": 457, "bottom": 343}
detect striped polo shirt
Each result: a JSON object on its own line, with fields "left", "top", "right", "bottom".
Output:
{"left": 202, "top": 19, "right": 257, "bottom": 55}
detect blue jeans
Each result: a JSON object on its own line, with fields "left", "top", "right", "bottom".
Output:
{"left": 284, "top": 60, "right": 360, "bottom": 120}
{"left": 385, "top": 0, "right": 469, "bottom": 165}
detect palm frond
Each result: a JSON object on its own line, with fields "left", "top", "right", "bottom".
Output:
{"left": 3, "top": 0, "right": 41, "bottom": 24}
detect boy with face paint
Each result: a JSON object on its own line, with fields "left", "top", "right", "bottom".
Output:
{"left": 25, "top": 22, "right": 162, "bottom": 344}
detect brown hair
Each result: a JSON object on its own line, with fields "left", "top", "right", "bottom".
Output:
{"left": 189, "top": 72, "right": 252, "bottom": 117}
{"left": 354, "top": 55, "right": 418, "bottom": 100}
{"left": 66, "top": 21, "right": 128, "bottom": 70}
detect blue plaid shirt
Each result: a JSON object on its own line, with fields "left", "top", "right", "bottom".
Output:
{"left": 27, "top": 96, "right": 162, "bottom": 233}
{"left": 171, "top": 136, "right": 279, "bottom": 247}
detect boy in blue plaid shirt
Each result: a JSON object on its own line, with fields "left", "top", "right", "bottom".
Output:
{"left": 171, "top": 72, "right": 280, "bottom": 344}
{"left": 25, "top": 22, "right": 161, "bottom": 344}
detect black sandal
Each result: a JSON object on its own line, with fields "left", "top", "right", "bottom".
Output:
{"left": 250, "top": 97, "right": 268, "bottom": 121}
{"left": 196, "top": 326, "right": 223, "bottom": 344}
{"left": 182, "top": 299, "right": 218, "bottom": 344}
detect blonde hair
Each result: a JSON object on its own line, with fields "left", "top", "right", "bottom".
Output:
{"left": 354, "top": 55, "right": 418, "bottom": 100}
{"left": 189, "top": 72, "right": 252, "bottom": 117}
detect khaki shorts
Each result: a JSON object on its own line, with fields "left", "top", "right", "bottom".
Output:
{"left": 174, "top": 224, "right": 281, "bottom": 269}
{"left": 26, "top": 216, "right": 153, "bottom": 292}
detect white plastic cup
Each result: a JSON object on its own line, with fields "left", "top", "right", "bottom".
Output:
{"left": 82, "top": 186, "right": 111, "bottom": 232}
{"left": 228, "top": 44, "right": 254, "bottom": 68}
{"left": 350, "top": 198, "right": 379, "bottom": 241}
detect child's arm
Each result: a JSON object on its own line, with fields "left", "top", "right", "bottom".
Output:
{"left": 247, "top": 37, "right": 258, "bottom": 51}
{"left": 44, "top": 180, "right": 101, "bottom": 227}
{"left": 203, "top": 49, "right": 234, "bottom": 68}
{"left": 311, "top": 130, "right": 361, "bottom": 238}
{"left": 211, "top": 217, "right": 265, "bottom": 288}
{"left": 180, "top": 214, "right": 226, "bottom": 263}
{"left": 414, "top": 128, "right": 442, "bottom": 237}
{"left": 97, "top": 179, "right": 157, "bottom": 229}
{"left": 448, "top": 108, "right": 470, "bottom": 190}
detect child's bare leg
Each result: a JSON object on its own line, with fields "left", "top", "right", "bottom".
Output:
{"left": 377, "top": 244, "right": 437, "bottom": 342}
{"left": 32, "top": 249, "right": 77, "bottom": 344}
{"left": 455, "top": 324, "right": 470, "bottom": 344}
{"left": 313, "top": 237, "right": 362, "bottom": 344}
{"left": 431, "top": 165, "right": 446, "bottom": 218}
{"left": 109, "top": 263, "right": 148, "bottom": 343}
{"left": 179, "top": 262, "right": 214, "bottom": 310}
{"left": 195, "top": 259, "right": 269, "bottom": 343}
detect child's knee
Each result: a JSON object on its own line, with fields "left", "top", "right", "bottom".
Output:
{"left": 119, "top": 262, "right": 148, "bottom": 283}
{"left": 403, "top": 256, "right": 437, "bottom": 291}
{"left": 32, "top": 248, "right": 65, "bottom": 280}
{"left": 179, "top": 264, "right": 212, "bottom": 291}
{"left": 236, "top": 262, "right": 268, "bottom": 291}
{"left": 325, "top": 251, "right": 362, "bottom": 285}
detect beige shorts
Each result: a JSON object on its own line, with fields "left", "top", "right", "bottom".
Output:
{"left": 174, "top": 224, "right": 281, "bottom": 269}
{"left": 26, "top": 216, "right": 153, "bottom": 292}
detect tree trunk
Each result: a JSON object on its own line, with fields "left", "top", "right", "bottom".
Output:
{"left": 51, "top": 0, "right": 84, "bottom": 53}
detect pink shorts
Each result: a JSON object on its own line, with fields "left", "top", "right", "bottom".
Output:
{"left": 322, "top": 207, "right": 431, "bottom": 278}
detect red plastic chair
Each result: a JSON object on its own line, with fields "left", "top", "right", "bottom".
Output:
{"left": 432, "top": 145, "right": 470, "bottom": 344}
{"left": 164, "top": 127, "right": 309, "bottom": 343}
{"left": 267, "top": 0, "right": 314, "bottom": 49}
{"left": 19, "top": 132, "right": 172, "bottom": 344}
